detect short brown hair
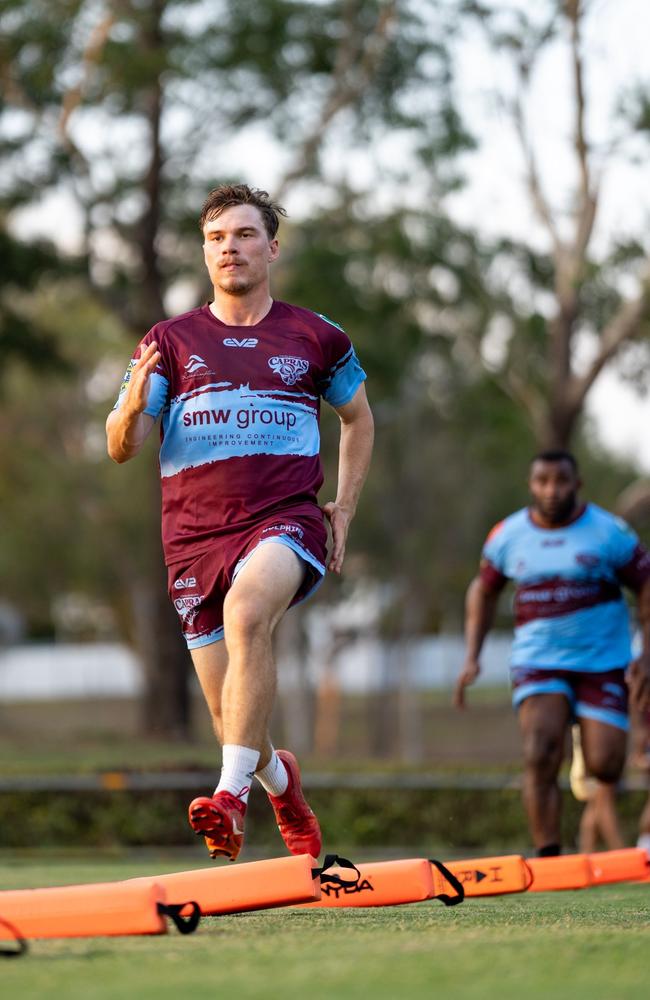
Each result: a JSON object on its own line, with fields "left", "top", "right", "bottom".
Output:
{"left": 199, "top": 184, "right": 287, "bottom": 239}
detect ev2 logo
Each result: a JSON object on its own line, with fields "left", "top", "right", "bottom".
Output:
{"left": 223, "top": 338, "right": 258, "bottom": 348}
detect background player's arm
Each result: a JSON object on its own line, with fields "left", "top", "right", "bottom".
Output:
{"left": 106, "top": 341, "right": 160, "bottom": 463}
{"left": 322, "top": 383, "right": 374, "bottom": 574}
{"left": 627, "top": 575, "right": 650, "bottom": 712}
{"left": 454, "top": 575, "right": 501, "bottom": 710}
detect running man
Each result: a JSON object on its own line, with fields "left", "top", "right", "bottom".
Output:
{"left": 106, "top": 184, "right": 374, "bottom": 861}
{"left": 454, "top": 450, "right": 650, "bottom": 856}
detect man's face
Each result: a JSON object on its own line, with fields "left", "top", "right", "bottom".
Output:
{"left": 528, "top": 459, "right": 581, "bottom": 524}
{"left": 202, "top": 204, "right": 279, "bottom": 296}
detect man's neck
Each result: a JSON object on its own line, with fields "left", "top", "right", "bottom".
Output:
{"left": 209, "top": 289, "right": 273, "bottom": 327}
{"left": 529, "top": 502, "right": 584, "bottom": 530}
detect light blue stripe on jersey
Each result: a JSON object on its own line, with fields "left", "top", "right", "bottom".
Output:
{"left": 575, "top": 702, "right": 629, "bottom": 732}
{"left": 322, "top": 348, "right": 367, "bottom": 407}
{"left": 113, "top": 368, "right": 169, "bottom": 420}
{"left": 159, "top": 387, "right": 320, "bottom": 478}
{"left": 512, "top": 602, "right": 633, "bottom": 670}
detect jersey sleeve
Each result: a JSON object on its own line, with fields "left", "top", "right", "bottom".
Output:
{"left": 609, "top": 516, "right": 650, "bottom": 591}
{"left": 112, "top": 329, "right": 169, "bottom": 419}
{"left": 479, "top": 521, "right": 509, "bottom": 593}
{"left": 314, "top": 313, "right": 367, "bottom": 407}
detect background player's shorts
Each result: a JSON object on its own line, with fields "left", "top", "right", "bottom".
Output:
{"left": 510, "top": 666, "right": 629, "bottom": 731}
{"left": 167, "top": 506, "right": 327, "bottom": 649}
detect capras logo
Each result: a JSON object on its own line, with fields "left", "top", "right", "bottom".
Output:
{"left": 223, "top": 338, "right": 258, "bottom": 348}
{"left": 174, "top": 577, "right": 197, "bottom": 590}
{"left": 268, "top": 355, "right": 309, "bottom": 385}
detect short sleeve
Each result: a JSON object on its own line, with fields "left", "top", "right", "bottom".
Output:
{"left": 608, "top": 516, "right": 650, "bottom": 591}
{"left": 479, "top": 521, "right": 509, "bottom": 592}
{"left": 112, "top": 329, "right": 169, "bottom": 420}
{"left": 314, "top": 313, "right": 367, "bottom": 407}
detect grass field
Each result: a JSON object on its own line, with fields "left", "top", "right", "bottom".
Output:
{"left": 1, "top": 855, "right": 648, "bottom": 999}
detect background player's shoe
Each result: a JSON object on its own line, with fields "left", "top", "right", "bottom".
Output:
{"left": 188, "top": 790, "right": 246, "bottom": 861}
{"left": 267, "top": 749, "right": 322, "bottom": 858}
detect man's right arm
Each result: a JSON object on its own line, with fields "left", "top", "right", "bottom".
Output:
{"left": 453, "top": 575, "right": 501, "bottom": 710}
{"left": 106, "top": 340, "right": 160, "bottom": 463}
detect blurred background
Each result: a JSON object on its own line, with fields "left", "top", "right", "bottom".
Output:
{"left": 2, "top": 0, "right": 650, "bottom": 856}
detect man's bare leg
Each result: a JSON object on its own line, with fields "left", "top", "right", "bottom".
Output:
{"left": 188, "top": 542, "right": 323, "bottom": 859}
{"left": 518, "top": 694, "right": 571, "bottom": 852}
{"left": 578, "top": 717, "right": 626, "bottom": 851}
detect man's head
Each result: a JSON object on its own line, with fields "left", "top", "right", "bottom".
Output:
{"left": 200, "top": 185, "right": 286, "bottom": 298}
{"left": 528, "top": 449, "right": 582, "bottom": 525}
{"left": 199, "top": 184, "right": 286, "bottom": 240}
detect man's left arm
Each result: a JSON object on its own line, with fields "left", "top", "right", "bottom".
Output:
{"left": 322, "top": 383, "right": 374, "bottom": 574}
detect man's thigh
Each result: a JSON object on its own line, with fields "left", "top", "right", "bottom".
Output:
{"left": 517, "top": 693, "right": 572, "bottom": 759}
{"left": 225, "top": 540, "right": 307, "bottom": 633}
{"left": 575, "top": 668, "right": 629, "bottom": 780}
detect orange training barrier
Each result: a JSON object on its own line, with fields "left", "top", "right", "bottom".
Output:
{"left": 0, "top": 880, "right": 197, "bottom": 940}
{"left": 300, "top": 858, "right": 464, "bottom": 909}
{"left": 130, "top": 853, "right": 320, "bottom": 915}
{"left": 527, "top": 854, "right": 592, "bottom": 892}
{"left": 587, "top": 848, "right": 649, "bottom": 886}
{"left": 436, "top": 855, "right": 534, "bottom": 897}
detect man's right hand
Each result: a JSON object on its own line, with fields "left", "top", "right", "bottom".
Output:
{"left": 453, "top": 657, "right": 481, "bottom": 710}
{"left": 122, "top": 341, "right": 161, "bottom": 416}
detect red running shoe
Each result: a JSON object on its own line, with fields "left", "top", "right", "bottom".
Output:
{"left": 188, "top": 790, "right": 246, "bottom": 861}
{"left": 267, "top": 750, "right": 322, "bottom": 858}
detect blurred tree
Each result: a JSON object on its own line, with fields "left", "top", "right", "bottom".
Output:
{"left": 457, "top": 0, "right": 650, "bottom": 451}
{"left": 0, "top": 0, "right": 471, "bottom": 737}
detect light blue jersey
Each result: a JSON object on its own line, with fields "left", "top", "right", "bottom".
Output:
{"left": 480, "top": 504, "right": 650, "bottom": 671}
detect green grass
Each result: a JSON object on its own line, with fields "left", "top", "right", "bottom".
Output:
{"left": 0, "top": 856, "right": 649, "bottom": 999}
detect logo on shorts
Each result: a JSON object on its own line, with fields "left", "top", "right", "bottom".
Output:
{"left": 268, "top": 355, "right": 309, "bottom": 386}
{"left": 261, "top": 523, "right": 304, "bottom": 539}
{"left": 174, "top": 593, "right": 203, "bottom": 627}
{"left": 174, "top": 576, "right": 197, "bottom": 589}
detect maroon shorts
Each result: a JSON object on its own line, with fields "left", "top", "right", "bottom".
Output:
{"left": 511, "top": 666, "right": 629, "bottom": 731}
{"left": 168, "top": 507, "right": 327, "bottom": 649}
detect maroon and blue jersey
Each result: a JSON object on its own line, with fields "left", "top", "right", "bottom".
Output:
{"left": 480, "top": 504, "right": 650, "bottom": 671}
{"left": 114, "top": 300, "right": 366, "bottom": 565}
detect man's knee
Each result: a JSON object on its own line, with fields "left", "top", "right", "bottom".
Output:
{"left": 223, "top": 590, "right": 272, "bottom": 642}
{"left": 522, "top": 727, "right": 564, "bottom": 777}
{"left": 584, "top": 746, "right": 625, "bottom": 784}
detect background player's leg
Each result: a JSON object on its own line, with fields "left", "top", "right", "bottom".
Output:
{"left": 579, "top": 717, "right": 626, "bottom": 849}
{"left": 518, "top": 694, "right": 571, "bottom": 852}
{"left": 222, "top": 541, "right": 306, "bottom": 760}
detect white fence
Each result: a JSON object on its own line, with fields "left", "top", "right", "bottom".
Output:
{"left": 0, "top": 633, "right": 513, "bottom": 701}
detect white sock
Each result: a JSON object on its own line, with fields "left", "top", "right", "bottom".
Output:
{"left": 255, "top": 749, "right": 289, "bottom": 797}
{"left": 637, "top": 833, "right": 650, "bottom": 857}
{"left": 215, "top": 744, "right": 260, "bottom": 804}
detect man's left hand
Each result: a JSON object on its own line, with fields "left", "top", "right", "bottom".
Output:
{"left": 322, "top": 502, "right": 353, "bottom": 574}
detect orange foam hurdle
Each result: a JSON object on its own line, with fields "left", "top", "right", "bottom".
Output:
{"left": 131, "top": 853, "right": 320, "bottom": 915}
{"left": 0, "top": 880, "right": 170, "bottom": 940}
{"left": 527, "top": 854, "right": 592, "bottom": 892}
{"left": 300, "top": 858, "right": 463, "bottom": 908}
{"left": 587, "top": 848, "right": 649, "bottom": 886}
{"left": 437, "top": 855, "right": 533, "bottom": 897}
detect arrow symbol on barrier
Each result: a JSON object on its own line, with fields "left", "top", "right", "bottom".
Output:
{"left": 475, "top": 870, "right": 487, "bottom": 883}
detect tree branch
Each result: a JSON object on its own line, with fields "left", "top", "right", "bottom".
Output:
{"left": 568, "top": 272, "right": 650, "bottom": 410}
{"left": 274, "top": 0, "right": 398, "bottom": 199}
{"left": 58, "top": 12, "right": 115, "bottom": 167}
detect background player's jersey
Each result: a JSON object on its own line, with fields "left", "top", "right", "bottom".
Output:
{"left": 114, "top": 300, "right": 366, "bottom": 564}
{"left": 480, "top": 504, "right": 650, "bottom": 671}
